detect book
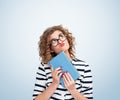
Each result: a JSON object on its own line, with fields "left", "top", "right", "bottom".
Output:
{"left": 49, "top": 51, "right": 80, "bottom": 87}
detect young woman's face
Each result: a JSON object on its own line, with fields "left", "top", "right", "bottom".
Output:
{"left": 49, "top": 30, "right": 70, "bottom": 54}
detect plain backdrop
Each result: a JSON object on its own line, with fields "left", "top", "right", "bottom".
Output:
{"left": 0, "top": 0, "right": 120, "bottom": 100}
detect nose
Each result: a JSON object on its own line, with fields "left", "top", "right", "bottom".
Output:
{"left": 58, "top": 39, "right": 62, "bottom": 43}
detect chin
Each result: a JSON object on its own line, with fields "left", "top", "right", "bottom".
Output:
{"left": 61, "top": 48, "right": 69, "bottom": 53}
{"left": 55, "top": 46, "right": 69, "bottom": 54}
{"left": 56, "top": 49, "right": 67, "bottom": 54}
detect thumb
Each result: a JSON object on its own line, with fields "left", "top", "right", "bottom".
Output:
{"left": 50, "top": 64, "right": 54, "bottom": 71}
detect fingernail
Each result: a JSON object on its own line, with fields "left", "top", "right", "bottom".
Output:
{"left": 60, "top": 66, "right": 62, "bottom": 69}
{"left": 62, "top": 72, "right": 64, "bottom": 76}
{"left": 62, "top": 75, "right": 63, "bottom": 77}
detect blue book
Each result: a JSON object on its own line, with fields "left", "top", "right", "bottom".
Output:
{"left": 49, "top": 51, "right": 80, "bottom": 87}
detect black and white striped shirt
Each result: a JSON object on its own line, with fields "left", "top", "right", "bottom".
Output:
{"left": 33, "top": 58, "right": 93, "bottom": 100}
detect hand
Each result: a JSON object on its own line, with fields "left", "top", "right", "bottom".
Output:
{"left": 50, "top": 65, "right": 62, "bottom": 86}
{"left": 62, "top": 72, "right": 88, "bottom": 100}
{"left": 62, "top": 72, "right": 76, "bottom": 91}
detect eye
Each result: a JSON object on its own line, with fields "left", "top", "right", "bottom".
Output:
{"left": 50, "top": 39, "right": 57, "bottom": 44}
{"left": 59, "top": 34, "right": 64, "bottom": 39}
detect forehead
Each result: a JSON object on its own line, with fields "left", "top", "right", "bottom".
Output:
{"left": 49, "top": 30, "right": 63, "bottom": 40}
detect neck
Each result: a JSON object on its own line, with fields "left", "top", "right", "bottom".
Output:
{"left": 64, "top": 50, "right": 72, "bottom": 61}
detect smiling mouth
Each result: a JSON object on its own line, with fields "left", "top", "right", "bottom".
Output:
{"left": 60, "top": 43, "right": 65, "bottom": 47}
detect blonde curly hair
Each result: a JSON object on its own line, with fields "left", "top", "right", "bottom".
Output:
{"left": 38, "top": 25, "right": 76, "bottom": 63}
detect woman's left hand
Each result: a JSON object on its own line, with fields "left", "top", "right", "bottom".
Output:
{"left": 62, "top": 72, "right": 88, "bottom": 100}
{"left": 62, "top": 72, "right": 76, "bottom": 91}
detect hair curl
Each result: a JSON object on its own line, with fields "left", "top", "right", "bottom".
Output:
{"left": 38, "top": 25, "right": 76, "bottom": 63}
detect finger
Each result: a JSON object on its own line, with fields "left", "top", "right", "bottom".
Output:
{"left": 50, "top": 65, "right": 54, "bottom": 71}
{"left": 62, "top": 73, "right": 69, "bottom": 85}
{"left": 64, "top": 72, "right": 70, "bottom": 82}
{"left": 56, "top": 69, "right": 62, "bottom": 76}
{"left": 58, "top": 72, "right": 62, "bottom": 78}
{"left": 66, "top": 72, "right": 73, "bottom": 81}
{"left": 56, "top": 66, "right": 62, "bottom": 71}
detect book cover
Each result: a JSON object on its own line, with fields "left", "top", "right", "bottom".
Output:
{"left": 49, "top": 51, "right": 80, "bottom": 87}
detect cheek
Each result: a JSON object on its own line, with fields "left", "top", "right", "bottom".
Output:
{"left": 51, "top": 47, "right": 61, "bottom": 54}
{"left": 65, "top": 40, "right": 70, "bottom": 47}
{"left": 51, "top": 46, "right": 59, "bottom": 52}
{"left": 51, "top": 40, "right": 70, "bottom": 54}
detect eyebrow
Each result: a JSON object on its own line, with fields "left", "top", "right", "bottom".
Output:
{"left": 50, "top": 32, "right": 64, "bottom": 40}
{"left": 48, "top": 32, "right": 65, "bottom": 44}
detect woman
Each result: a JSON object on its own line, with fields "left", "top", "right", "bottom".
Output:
{"left": 33, "top": 25, "right": 93, "bottom": 100}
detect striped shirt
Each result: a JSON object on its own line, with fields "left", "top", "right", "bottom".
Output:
{"left": 33, "top": 58, "right": 93, "bottom": 100}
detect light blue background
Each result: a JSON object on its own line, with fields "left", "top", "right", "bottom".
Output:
{"left": 0, "top": 0, "right": 120, "bottom": 100}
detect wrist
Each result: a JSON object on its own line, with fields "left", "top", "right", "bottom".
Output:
{"left": 69, "top": 88, "right": 88, "bottom": 100}
{"left": 52, "top": 81, "right": 59, "bottom": 88}
{"left": 69, "top": 87, "right": 77, "bottom": 93}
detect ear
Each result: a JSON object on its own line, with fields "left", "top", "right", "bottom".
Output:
{"left": 50, "top": 48, "right": 54, "bottom": 53}
{"left": 50, "top": 50, "right": 54, "bottom": 53}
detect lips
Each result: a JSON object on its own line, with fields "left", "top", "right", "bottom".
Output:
{"left": 60, "top": 42, "right": 65, "bottom": 47}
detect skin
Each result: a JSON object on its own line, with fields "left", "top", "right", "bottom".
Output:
{"left": 35, "top": 30, "right": 88, "bottom": 100}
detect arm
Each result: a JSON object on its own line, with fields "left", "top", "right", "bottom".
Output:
{"left": 80, "top": 64, "right": 93, "bottom": 99}
{"left": 62, "top": 64, "right": 93, "bottom": 100}
{"left": 35, "top": 82, "right": 58, "bottom": 100}
{"left": 62, "top": 72, "right": 88, "bottom": 100}
{"left": 34, "top": 66, "right": 62, "bottom": 100}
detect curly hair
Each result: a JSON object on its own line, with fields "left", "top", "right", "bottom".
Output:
{"left": 38, "top": 25, "right": 76, "bottom": 63}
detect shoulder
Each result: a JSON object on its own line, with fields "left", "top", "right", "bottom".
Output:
{"left": 73, "top": 58, "right": 92, "bottom": 76}
{"left": 72, "top": 58, "right": 89, "bottom": 67}
{"left": 38, "top": 62, "right": 49, "bottom": 71}
{"left": 73, "top": 58, "right": 85, "bottom": 62}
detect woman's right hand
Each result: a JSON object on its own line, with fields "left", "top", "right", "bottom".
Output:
{"left": 50, "top": 65, "right": 62, "bottom": 86}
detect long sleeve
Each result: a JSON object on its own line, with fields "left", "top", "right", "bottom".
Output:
{"left": 73, "top": 58, "right": 93, "bottom": 100}
{"left": 33, "top": 64, "right": 47, "bottom": 100}
{"left": 80, "top": 63, "right": 93, "bottom": 99}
